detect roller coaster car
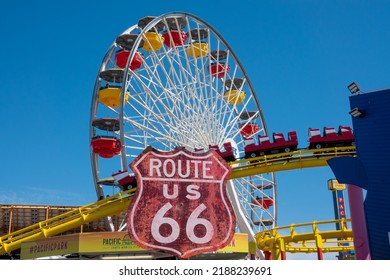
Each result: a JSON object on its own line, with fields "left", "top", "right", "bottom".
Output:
{"left": 308, "top": 125, "right": 355, "bottom": 149}
{"left": 194, "top": 143, "right": 235, "bottom": 162}
{"left": 194, "top": 147, "right": 205, "bottom": 153}
{"left": 208, "top": 142, "right": 236, "bottom": 162}
{"left": 244, "top": 131, "right": 298, "bottom": 158}
{"left": 112, "top": 170, "right": 137, "bottom": 190}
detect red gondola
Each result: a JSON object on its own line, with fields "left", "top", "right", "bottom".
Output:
{"left": 91, "top": 136, "right": 121, "bottom": 158}
{"left": 115, "top": 50, "right": 143, "bottom": 70}
{"left": 209, "top": 63, "right": 230, "bottom": 78}
{"left": 162, "top": 30, "right": 187, "bottom": 47}
{"left": 255, "top": 197, "right": 274, "bottom": 209}
{"left": 240, "top": 123, "right": 260, "bottom": 138}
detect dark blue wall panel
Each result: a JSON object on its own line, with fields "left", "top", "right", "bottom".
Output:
{"left": 328, "top": 89, "right": 390, "bottom": 260}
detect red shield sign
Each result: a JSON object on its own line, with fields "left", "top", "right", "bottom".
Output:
{"left": 127, "top": 147, "right": 235, "bottom": 259}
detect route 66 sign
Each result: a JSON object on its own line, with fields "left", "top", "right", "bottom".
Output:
{"left": 127, "top": 147, "right": 236, "bottom": 259}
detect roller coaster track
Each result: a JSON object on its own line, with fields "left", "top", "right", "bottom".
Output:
{"left": 230, "top": 146, "right": 356, "bottom": 179}
{"left": 255, "top": 218, "right": 354, "bottom": 260}
{"left": 0, "top": 190, "right": 135, "bottom": 255}
{"left": 0, "top": 146, "right": 355, "bottom": 255}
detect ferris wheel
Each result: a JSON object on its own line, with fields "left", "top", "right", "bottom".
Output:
{"left": 90, "top": 12, "right": 276, "bottom": 241}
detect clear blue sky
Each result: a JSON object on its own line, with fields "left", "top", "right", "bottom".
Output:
{"left": 1, "top": 0, "right": 389, "bottom": 255}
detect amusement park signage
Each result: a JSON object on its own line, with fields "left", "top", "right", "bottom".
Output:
{"left": 127, "top": 147, "right": 236, "bottom": 259}
{"left": 328, "top": 180, "right": 347, "bottom": 221}
{"left": 328, "top": 179, "right": 351, "bottom": 259}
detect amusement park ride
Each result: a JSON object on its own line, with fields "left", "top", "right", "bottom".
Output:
{"left": 0, "top": 12, "right": 357, "bottom": 260}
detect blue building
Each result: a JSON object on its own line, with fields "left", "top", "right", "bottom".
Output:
{"left": 329, "top": 88, "right": 390, "bottom": 260}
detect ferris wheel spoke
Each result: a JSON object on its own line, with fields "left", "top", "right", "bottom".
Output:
{"left": 133, "top": 61, "right": 204, "bottom": 129}
{"left": 125, "top": 90, "right": 211, "bottom": 148}
{"left": 142, "top": 45, "right": 194, "bottom": 100}
{"left": 127, "top": 77, "right": 190, "bottom": 130}
{"left": 124, "top": 107, "right": 202, "bottom": 149}
{"left": 128, "top": 74, "right": 219, "bottom": 147}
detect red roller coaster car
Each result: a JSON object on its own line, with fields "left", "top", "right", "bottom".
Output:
{"left": 244, "top": 131, "right": 298, "bottom": 158}
{"left": 208, "top": 142, "right": 236, "bottom": 162}
{"left": 194, "top": 142, "right": 236, "bottom": 162}
{"left": 308, "top": 125, "right": 355, "bottom": 149}
{"left": 112, "top": 170, "right": 137, "bottom": 190}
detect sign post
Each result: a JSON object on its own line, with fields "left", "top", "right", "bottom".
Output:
{"left": 127, "top": 147, "right": 236, "bottom": 259}
{"left": 328, "top": 179, "right": 352, "bottom": 259}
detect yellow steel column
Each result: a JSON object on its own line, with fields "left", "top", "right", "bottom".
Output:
{"left": 271, "top": 232, "right": 283, "bottom": 260}
{"left": 313, "top": 222, "right": 324, "bottom": 260}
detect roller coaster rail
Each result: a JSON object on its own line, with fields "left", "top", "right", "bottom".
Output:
{"left": 230, "top": 146, "right": 356, "bottom": 179}
{"left": 0, "top": 146, "right": 356, "bottom": 256}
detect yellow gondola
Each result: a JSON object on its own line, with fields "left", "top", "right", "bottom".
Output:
{"left": 186, "top": 42, "right": 209, "bottom": 58}
{"left": 224, "top": 90, "right": 246, "bottom": 105}
{"left": 98, "top": 87, "right": 129, "bottom": 108}
{"left": 142, "top": 32, "right": 164, "bottom": 52}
